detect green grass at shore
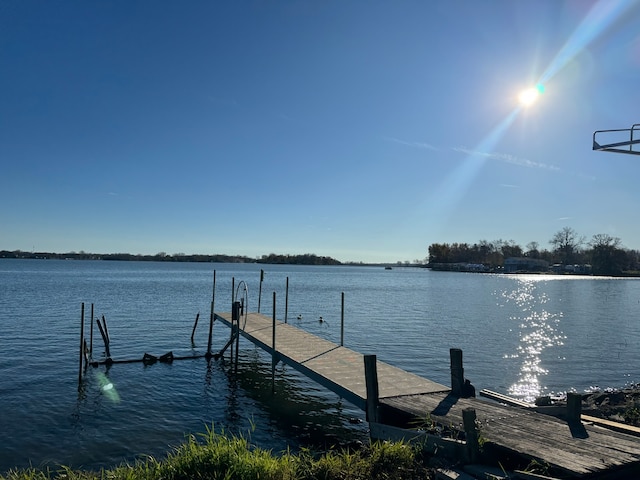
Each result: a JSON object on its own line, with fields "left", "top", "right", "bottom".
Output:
{"left": 1, "top": 426, "right": 433, "bottom": 480}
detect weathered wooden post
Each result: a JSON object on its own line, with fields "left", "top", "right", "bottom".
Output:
{"left": 206, "top": 271, "right": 216, "bottom": 358}
{"left": 364, "top": 354, "right": 380, "bottom": 423}
{"left": 284, "top": 277, "right": 289, "bottom": 323}
{"left": 567, "top": 392, "right": 582, "bottom": 424}
{"left": 450, "top": 348, "right": 465, "bottom": 396}
{"left": 340, "top": 292, "right": 345, "bottom": 347}
{"left": 462, "top": 407, "right": 480, "bottom": 463}
{"left": 272, "top": 292, "right": 277, "bottom": 392}
{"left": 78, "top": 303, "right": 85, "bottom": 385}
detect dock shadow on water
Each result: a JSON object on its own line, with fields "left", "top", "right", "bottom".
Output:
{"left": 218, "top": 346, "right": 368, "bottom": 450}
{"left": 496, "top": 277, "right": 566, "bottom": 403}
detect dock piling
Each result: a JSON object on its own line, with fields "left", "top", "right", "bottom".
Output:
{"left": 78, "top": 303, "right": 85, "bottom": 385}
{"left": 89, "top": 303, "right": 94, "bottom": 358}
{"left": 364, "top": 354, "right": 380, "bottom": 423}
{"left": 272, "top": 292, "right": 277, "bottom": 392}
{"left": 206, "top": 271, "right": 216, "bottom": 358}
{"left": 450, "top": 348, "right": 464, "bottom": 396}
{"left": 230, "top": 277, "right": 235, "bottom": 362}
{"left": 340, "top": 292, "right": 345, "bottom": 346}
{"left": 567, "top": 392, "right": 582, "bottom": 424}
{"left": 285, "top": 277, "right": 289, "bottom": 323}
{"left": 258, "top": 269, "right": 264, "bottom": 313}
{"left": 462, "top": 407, "right": 480, "bottom": 463}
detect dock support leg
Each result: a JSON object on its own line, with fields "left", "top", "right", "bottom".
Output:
{"left": 340, "top": 292, "right": 345, "bottom": 346}
{"left": 206, "top": 271, "right": 216, "bottom": 359}
{"left": 450, "top": 348, "right": 464, "bottom": 396}
{"left": 285, "top": 277, "right": 289, "bottom": 323}
{"left": 89, "top": 303, "right": 94, "bottom": 359}
{"left": 272, "top": 292, "right": 277, "bottom": 392}
{"left": 462, "top": 408, "right": 480, "bottom": 463}
{"left": 78, "top": 302, "right": 85, "bottom": 386}
{"left": 364, "top": 354, "right": 379, "bottom": 423}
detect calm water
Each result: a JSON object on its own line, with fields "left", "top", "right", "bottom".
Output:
{"left": 2, "top": 259, "right": 640, "bottom": 472}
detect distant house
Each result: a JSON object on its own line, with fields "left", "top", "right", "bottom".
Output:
{"left": 504, "top": 257, "right": 549, "bottom": 273}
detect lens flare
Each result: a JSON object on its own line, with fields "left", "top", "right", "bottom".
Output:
{"left": 96, "top": 371, "right": 121, "bottom": 403}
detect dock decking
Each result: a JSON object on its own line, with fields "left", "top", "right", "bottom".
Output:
{"left": 214, "top": 312, "right": 449, "bottom": 410}
{"left": 215, "top": 311, "right": 640, "bottom": 478}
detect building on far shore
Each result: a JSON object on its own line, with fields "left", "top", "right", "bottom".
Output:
{"left": 503, "top": 257, "right": 549, "bottom": 273}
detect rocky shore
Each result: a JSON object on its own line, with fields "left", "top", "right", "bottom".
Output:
{"left": 541, "top": 384, "right": 640, "bottom": 426}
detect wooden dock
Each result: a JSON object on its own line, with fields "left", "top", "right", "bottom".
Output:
{"left": 215, "top": 311, "right": 640, "bottom": 478}
{"left": 214, "top": 312, "right": 449, "bottom": 410}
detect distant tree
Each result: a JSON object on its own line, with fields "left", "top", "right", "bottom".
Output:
{"left": 428, "top": 243, "right": 452, "bottom": 264}
{"left": 550, "top": 227, "right": 585, "bottom": 264}
{"left": 525, "top": 241, "right": 540, "bottom": 258}
{"left": 499, "top": 239, "right": 523, "bottom": 259}
{"left": 589, "top": 234, "right": 627, "bottom": 275}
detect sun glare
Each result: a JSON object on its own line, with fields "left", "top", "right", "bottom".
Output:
{"left": 518, "top": 84, "right": 545, "bottom": 107}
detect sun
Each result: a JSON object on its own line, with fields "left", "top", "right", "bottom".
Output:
{"left": 518, "top": 84, "right": 545, "bottom": 107}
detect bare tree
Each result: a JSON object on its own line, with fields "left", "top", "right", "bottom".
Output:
{"left": 550, "top": 227, "right": 585, "bottom": 264}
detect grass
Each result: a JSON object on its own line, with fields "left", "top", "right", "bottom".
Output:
{"left": 1, "top": 426, "right": 434, "bottom": 480}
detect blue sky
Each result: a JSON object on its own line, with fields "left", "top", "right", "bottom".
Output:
{"left": 2, "top": 1, "right": 640, "bottom": 263}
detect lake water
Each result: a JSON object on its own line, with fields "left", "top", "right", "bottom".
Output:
{"left": 2, "top": 259, "right": 640, "bottom": 472}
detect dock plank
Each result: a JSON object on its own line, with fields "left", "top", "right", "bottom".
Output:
{"left": 215, "top": 312, "right": 449, "bottom": 409}
{"left": 382, "top": 393, "right": 640, "bottom": 476}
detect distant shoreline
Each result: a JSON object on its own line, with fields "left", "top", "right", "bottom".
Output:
{"left": 0, "top": 250, "right": 416, "bottom": 268}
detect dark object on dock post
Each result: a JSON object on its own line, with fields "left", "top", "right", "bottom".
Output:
{"left": 206, "top": 271, "right": 216, "bottom": 359}
{"left": 191, "top": 312, "right": 200, "bottom": 345}
{"left": 462, "top": 379, "right": 476, "bottom": 398}
{"left": 78, "top": 302, "right": 85, "bottom": 385}
{"left": 567, "top": 392, "right": 582, "bottom": 423}
{"left": 462, "top": 407, "right": 480, "bottom": 463}
{"left": 340, "top": 292, "right": 345, "bottom": 346}
{"left": 450, "top": 348, "right": 465, "bottom": 396}
{"left": 364, "top": 354, "right": 379, "bottom": 423}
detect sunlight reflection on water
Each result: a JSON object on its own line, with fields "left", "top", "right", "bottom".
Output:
{"left": 497, "top": 278, "right": 566, "bottom": 402}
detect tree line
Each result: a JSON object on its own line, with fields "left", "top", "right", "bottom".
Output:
{"left": 427, "top": 227, "right": 640, "bottom": 276}
{"left": 0, "top": 250, "right": 342, "bottom": 265}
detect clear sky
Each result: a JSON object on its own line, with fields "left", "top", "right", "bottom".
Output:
{"left": 2, "top": 1, "right": 640, "bottom": 263}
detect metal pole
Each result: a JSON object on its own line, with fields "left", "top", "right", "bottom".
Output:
{"left": 258, "top": 269, "right": 264, "bottom": 313}
{"left": 78, "top": 303, "right": 85, "bottom": 385}
{"left": 89, "top": 303, "right": 94, "bottom": 358}
{"left": 272, "top": 291, "right": 276, "bottom": 392}
{"left": 207, "top": 271, "right": 216, "bottom": 358}
{"left": 230, "top": 277, "right": 235, "bottom": 362}
{"left": 284, "top": 276, "right": 289, "bottom": 324}
{"left": 340, "top": 292, "right": 345, "bottom": 346}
